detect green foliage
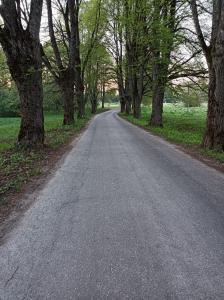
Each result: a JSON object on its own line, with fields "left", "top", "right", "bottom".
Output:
{"left": 43, "top": 83, "right": 63, "bottom": 112}
{"left": 0, "top": 86, "right": 20, "bottom": 117}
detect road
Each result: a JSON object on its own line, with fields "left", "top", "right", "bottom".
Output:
{"left": 0, "top": 110, "right": 224, "bottom": 300}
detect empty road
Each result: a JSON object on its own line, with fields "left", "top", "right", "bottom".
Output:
{"left": 0, "top": 110, "right": 224, "bottom": 300}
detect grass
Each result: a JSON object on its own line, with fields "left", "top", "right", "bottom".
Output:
{"left": 0, "top": 108, "right": 108, "bottom": 205}
{"left": 119, "top": 104, "right": 224, "bottom": 163}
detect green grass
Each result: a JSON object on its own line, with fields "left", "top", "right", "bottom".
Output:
{"left": 119, "top": 104, "right": 224, "bottom": 163}
{"left": 0, "top": 109, "right": 108, "bottom": 205}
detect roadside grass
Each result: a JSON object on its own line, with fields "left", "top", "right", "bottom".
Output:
{"left": 119, "top": 104, "right": 224, "bottom": 163}
{"left": 0, "top": 108, "right": 108, "bottom": 205}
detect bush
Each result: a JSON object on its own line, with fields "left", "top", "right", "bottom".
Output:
{"left": 43, "top": 83, "right": 63, "bottom": 113}
{"left": 0, "top": 86, "right": 20, "bottom": 117}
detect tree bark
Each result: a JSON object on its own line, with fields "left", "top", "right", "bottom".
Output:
{"left": 191, "top": 0, "right": 224, "bottom": 150}
{"left": 16, "top": 64, "right": 44, "bottom": 146}
{"left": 150, "top": 0, "right": 176, "bottom": 127}
{"left": 202, "top": 65, "right": 216, "bottom": 148}
{"left": 102, "top": 82, "right": 105, "bottom": 109}
{"left": 132, "top": 74, "right": 141, "bottom": 119}
{"left": 45, "top": 0, "right": 76, "bottom": 125}
{"left": 57, "top": 69, "right": 75, "bottom": 125}
{"left": 61, "top": 86, "right": 74, "bottom": 125}
{"left": 91, "top": 94, "right": 97, "bottom": 114}
{"left": 213, "top": 35, "right": 224, "bottom": 150}
{"left": 76, "top": 85, "right": 85, "bottom": 118}
{"left": 150, "top": 62, "right": 167, "bottom": 127}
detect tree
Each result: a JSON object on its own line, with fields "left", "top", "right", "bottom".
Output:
{"left": 124, "top": 0, "right": 149, "bottom": 119}
{"left": 0, "top": 0, "right": 44, "bottom": 147}
{"left": 190, "top": 0, "right": 224, "bottom": 151}
{"left": 84, "top": 44, "right": 112, "bottom": 113}
{"left": 150, "top": 0, "right": 177, "bottom": 127}
{"left": 44, "top": 0, "right": 77, "bottom": 125}
{"left": 104, "top": 0, "right": 126, "bottom": 113}
{"left": 80, "top": 0, "right": 104, "bottom": 117}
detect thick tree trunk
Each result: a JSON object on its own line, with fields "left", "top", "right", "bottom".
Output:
{"left": 118, "top": 85, "right": 126, "bottom": 113}
{"left": 150, "top": 62, "right": 165, "bottom": 127}
{"left": 213, "top": 53, "right": 224, "bottom": 151}
{"left": 120, "top": 100, "right": 126, "bottom": 113}
{"left": 75, "top": 73, "right": 85, "bottom": 118}
{"left": 58, "top": 70, "right": 75, "bottom": 125}
{"left": 203, "top": 47, "right": 224, "bottom": 151}
{"left": 117, "top": 68, "right": 126, "bottom": 113}
{"left": 17, "top": 69, "right": 44, "bottom": 146}
{"left": 102, "top": 82, "right": 106, "bottom": 109}
{"left": 150, "top": 84, "right": 165, "bottom": 127}
{"left": 91, "top": 96, "right": 97, "bottom": 114}
{"left": 0, "top": 0, "right": 44, "bottom": 147}
{"left": 133, "top": 96, "right": 141, "bottom": 119}
{"left": 102, "top": 83, "right": 105, "bottom": 109}
{"left": 132, "top": 74, "right": 141, "bottom": 119}
{"left": 2, "top": 36, "right": 44, "bottom": 146}
{"left": 61, "top": 84, "right": 74, "bottom": 125}
{"left": 202, "top": 66, "right": 216, "bottom": 148}
{"left": 77, "top": 88, "right": 85, "bottom": 118}
{"left": 150, "top": 62, "right": 167, "bottom": 127}
{"left": 125, "top": 97, "right": 131, "bottom": 115}
{"left": 124, "top": 75, "right": 132, "bottom": 115}
{"left": 190, "top": 0, "right": 224, "bottom": 151}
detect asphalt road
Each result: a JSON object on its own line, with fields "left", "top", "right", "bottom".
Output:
{"left": 0, "top": 110, "right": 224, "bottom": 300}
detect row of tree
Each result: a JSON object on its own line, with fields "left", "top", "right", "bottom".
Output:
{"left": 0, "top": 0, "right": 111, "bottom": 147}
{"left": 0, "top": 1, "right": 223, "bottom": 151}
{"left": 106, "top": 0, "right": 224, "bottom": 151}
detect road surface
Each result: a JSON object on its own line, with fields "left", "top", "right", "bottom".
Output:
{"left": 0, "top": 110, "right": 224, "bottom": 300}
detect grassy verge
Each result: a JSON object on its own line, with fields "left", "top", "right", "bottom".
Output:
{"left": 119, "top": 104, "right": 224, "bottom": 163}
{"left": 0, "top": 108, "right": 108, "bottom": 205}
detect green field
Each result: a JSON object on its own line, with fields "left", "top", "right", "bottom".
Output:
{"left": 120, "top": 104, "right": 224, "bottom": 163}
{"left": 0, "top": 113, "right": 89, "bottom": 152}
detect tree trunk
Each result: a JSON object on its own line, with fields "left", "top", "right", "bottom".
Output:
{"left": 150, "top": 63, "right": 165, "bottom": 127}
{"left": 132, "top": 74, "right": 141, "bottom": 119}
{"left": 150, "top": 84, "right": 165, "bottom": 127}
{"left": 125, "top": 96, "right": 131, "bottom": 115}
{"left": 150, "top": 60, "right": 168, "bottom": 127}
{"left": 202, "top": 36, "right": 224, "bottom": 151}
{"left": 77, "top": 87, "right": 85, "bottom": 118}
{"left": 91, "top": 96, "right": 97, "bottom": 114}
{"left": 0, "top": 1, "right": 44, "bottom": 147}
{"left": 2, "top": 37, "right": 44, "bottom": 146}
{"left": 213, "top": 45, "right": 224, "bottom": 151}
{"left": 58, "top": 70, "right": 75, "bottom": 125}
{"left": 120, "top": 100, "right": 126, "bottom": 113}
{"left": 17, "top": 68, "right": 44, "bottom": 146}
{"left": 202, "top": 65, "right": 216, "bottom": 148}
{"left": 102, "top": 83, "right": 105, "bottom": 109}
{"left": 190, "top": 0, "right": 224, "bottom": 151}
{"left": 75, "top": 73, "right": 85, "bottom": 118}
{"left": 61, "top": 84, "right": 74, "bottom": 125}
